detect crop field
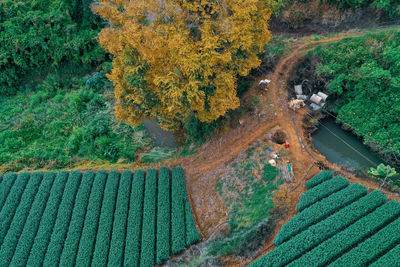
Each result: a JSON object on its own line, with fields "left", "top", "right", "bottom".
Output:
{"left": 0, "top": 166, "right": 200, "bottom": 267}
{"left": 250, "top": 171, "right": 400, "bottom": 267}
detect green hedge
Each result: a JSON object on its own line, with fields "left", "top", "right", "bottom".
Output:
{"left": 75, "top": 170, "right": 107, "bottom": 267}
{"left": 108, "top": 170, "right": 132, "bottom": 266}
{"left": 140, "top": 168, "right": 157, "bottom": 267}
{"left": 124, "top": 169, "right": 145, "bottom": 267}
{"left": 92, "top": 170, "right": 120, "bottom": 266}
{"left": 0, "top": 173, "right": 17, "bottom": 211}
{"left": 250, "top": 190, "right": 387, "bottom": 267}
{"left": 331, "top": 213, "right": 400, "bottom": 266}
{"left": 185, "top": 200, "right": 201, "bottom": 246}
{"left": 43, "top": 171, "right": 82, "bottom": 266}
{"left": 290, "top": 200, "right": 400, "bottom": 266}
{"left": 370, "top": 243, "right": 400, "bottom": 267}
{"left": 0, "top": 172, "right": 30, "bottom": 243}
{"left": 59, "top": 171, "right": 95, "bottom": 267}
{"left": 0, "top": 172, "right": 44, "bottom": 266}
{"left": 10, "top": 172, "right": 56, "bottom": 266}
{"left": 27, "top": 171, "right": 69, "bottom": 266}
{"left": 275, "top": 183, "right": 367, "bottom": 245}
{"left": 305, "top": 170, "right": 334, "bottom": 189}
{"left": 297, "top": 176, "right": 349, "bottom": 212}
{"left": 171, "top": 166, "right": 186, "bottom": 254}
{"left": 156, "top": 167, "right": 171, "bottom": 265}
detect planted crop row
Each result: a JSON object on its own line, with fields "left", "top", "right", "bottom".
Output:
{"left": 140, "top": 168, "right": 157, "bottom": 267}
{"left": 0, "top": 173, "right": 17, "bottom": 210}
{"left": 331, "top": 214, "right": 400, "bottom": 266}
{"left": 185, "top": 200, "right": 201, "bottom": 245}
{"left": 92, "top": 170, "right": 120, "bottom": 267}
{"left": 0, "top": 172, "right": 44, "bottom": 266}
{"left": 305, "top": 170, "right": 333, "bottom": 189}
{"left": 108, "top": 170, "right": 132, "bottom": 267}
{"left": 124, "top": 169, "right": 145, "bottom": 267}
{"left": 27, "top": 171, "right": 69, "bottom": 266}
{"left": 10, "top": 172, "right": 56, "bottom": 267}
{"left": 370, "top": 243, "right": 400, "bottom": 267}
{"left": 250, "top": 190, "right": 387, "bottom": 267}
{"left": 172, "top": 166, "right": 187, "bottom": 254}
{"left": 297, "top": 176, "right": 349, "bottom": 212}
{"left": 75, "top": 170, "right": 107, "bottom": 267}
{"left": 59, "top": 171, "right": 95, "bottom": 267}
{"left": 275, "top": 183, "right": 367, "bottom": 245}
{"left": 290, "top": 200, "right": 400, "bottom": 266}
{"left": 0, "top": 172, "right": 30, "bottom": 243}
{"left": 156, "top": 167, "right": 171, "bottom": 265}
{"left": 43, "top": 171, "right": 82, "bottom": 267}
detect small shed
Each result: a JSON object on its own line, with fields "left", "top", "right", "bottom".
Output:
{"left": 310, "top": 94, "right": 323, "bottom": 105}
{"left": 294, "top": 85, "right": 303, "bottom": 95}
{"left": 296, "top": 95, "right": 307, "bottom": 100}
{"left": 317, "top": 92, "right": 328, "bottom": 101}
{"left": 310, "top": 103, "right": 322, "bottom": 111}
{"left": 258, "top": 79, "right": 271, "bottom": 90}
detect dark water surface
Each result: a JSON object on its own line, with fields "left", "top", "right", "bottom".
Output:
{"left": 312, "top": 117, "right": 383, "bottom": 170}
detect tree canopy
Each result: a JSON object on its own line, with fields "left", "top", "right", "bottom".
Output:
{"left": 93, "top": 0, "right": 273, "bottom": 129}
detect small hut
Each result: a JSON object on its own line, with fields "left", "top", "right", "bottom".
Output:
{"left": 258, "top": 79, "right": 270, "bottom": 90}
{"left": 310, "top": 103, "right": 322, "bottom": 111}
{"left": 317, "top": 92, "right": 328, "bottom": 101}
{"left": 310, "top": 94, "right": 323, "bottom": 105}
{"left": 294, "top": 85, "right": 303, "bottom": 95}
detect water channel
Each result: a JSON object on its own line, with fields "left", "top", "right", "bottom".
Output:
{"left": 311, "top": 116, "right": 383, "bottom": 170}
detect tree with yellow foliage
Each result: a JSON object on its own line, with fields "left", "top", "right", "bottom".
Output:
{"left": 93, "top": 0, "right": 273, "bottom": 130}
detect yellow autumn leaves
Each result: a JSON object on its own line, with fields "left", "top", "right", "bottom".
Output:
{"left": 93, "top": 0, "right": 272, "bottom": 130}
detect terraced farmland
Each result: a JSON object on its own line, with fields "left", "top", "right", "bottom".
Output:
{"left": 0, "top": 167, "right": 200, "bottom": 267}
{"left": 250, "top": 171, "right": 400, "bottom": 267}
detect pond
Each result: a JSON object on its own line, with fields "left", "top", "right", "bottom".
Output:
{"left": 312, "top": 116, "right": 383, "bottom": 170}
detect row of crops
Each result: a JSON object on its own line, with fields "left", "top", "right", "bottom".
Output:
{"left": 250, "top": 171, "right": 400, "bottom": 267}
{"left": 0, "top": 167, "right": 200, "bottom": 266}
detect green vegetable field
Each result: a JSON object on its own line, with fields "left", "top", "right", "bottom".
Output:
{"left": 250, "top": 171, "right": 400, "bottom": 267}
{"left": 0, "top": 166, "right": 200, "bottom": 266}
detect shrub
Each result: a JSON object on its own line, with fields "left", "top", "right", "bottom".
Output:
{"left": 0, "top": 172, "right": 44, "bottom": 266}
{"left": 171, "top": 166, "right": 187, "bottom": 254}
{"left": 140, "top": 169, "right": 157, "bottom": 267}
{"left": 0, "top": 172, "right": 30, "bottom": 244}
{"left": 0, "top": 173, "right": 17, "bottom": 209}
{"left": 59, "top": 171, "right": 95, "bottom": 267}
{"left": 296, "top": 176, "right": 349, "bottom": 211}
{"left": 185, "top": 200, "right": 201, "bottom": 245}
{"left": 75, "top": 170, "right": 107, "bottom": 267}
{"left": 290, "top": 200, "right": 400, "bottom": 266}
{"left": 92, "top": 170, "right": 120, "bottom": 266}
{"left": 156, "top": 167, "right": 171, "bottom": 264}
{"left": 305, "top": 170, "right": 334, "bottom": 189}
{"left": 124, "top": 170, "right": 145, "bottom": 266}
{"left": 27, "top": 171, "right": 69, "bottom": 266}
{"left": 10, "top": 172, "right": 56, "bottom": 267}
{"left": 108, "top": 170, "right": 132, "bottom": 266}
{"left": 43, "top": 171, "right": 82, "bottom": 266}
{"left": 275, "top": 183, "right": 367, "bottom": 245}
{"left": 370, "top": 243, "right": 400, "bottom": 267}
{"left": 272, "top": 130, "right": 287, "bottom": 144}
{"left": 250, "top": 190, "right": 387, "bottom": 267}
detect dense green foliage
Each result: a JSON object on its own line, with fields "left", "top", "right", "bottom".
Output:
{"left": 156, "top": 167, "right": 171, "bottom": 264}
{"left": 0, "top": 172, "right": 44, "bottom": 266}
{"left": 140, "top": 169, "right": 157, "bottom": 267}
{"left": 124, "top": 169, "right": 145, "bottom": 267}
{"left": 171, "top": 166, "right": 187, "bottom": 254}
{"left": 275, "top": 183, "right": 367, "bottom": 245}
{"left": 0, "top": 167, "right": 199, "bottom": 266}
{"left": 323, "top": 0, "right": 399, "bottom": 16}
{"left": 296, "top": 176, "right": 349, "bottom": 211}
{"left": 92, "top": 170, "right": 120, "bottom": 266}
{"left": 75, "top": 170, "right": 107, "bottom": 267}
{"left": 250, "top": 190, "right": 387, "bottom": 267}
{"left": 312, "top": 31, "right": 400, "bottom": 174}
{"left": 370, "top": 243, "right": 400, "bottom": 266}
{"left": 0, "top": 173, "right": 17, "bottom": 209}
{"left": 59, "top": 171, "right": 94, "bottom": 267}
{"left": 290, "top": 200, "right": 400, "bottom": 266}
{"left": 108, "top": 170, "right": 132, "bottom": 266}
{"left": 0, "top": 0, "right": 104, "bottom": 95}
{"left": 27, "top": 171, "right": 69, "bottom": 266}
{"left": 331, "top": 215, "right": 400, "bottom": 266}
{"left": 305, "top": 170, "right": 333, "bottom": 189}
{"left": 10, "top": 172, "right": 55, "bottom": 266}
{"left": 43, "top": 171, "right": 82, "bottom": 266}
